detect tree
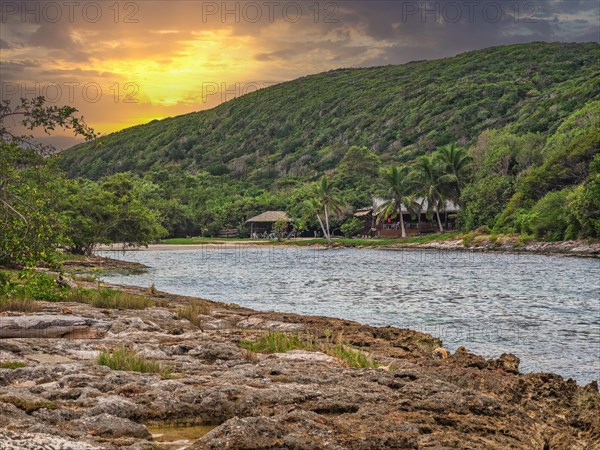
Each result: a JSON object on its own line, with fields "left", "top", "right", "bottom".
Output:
{"left": 310, "top": 177, "right": 345, "bottom": 244}
{"left": 272, "top": 219, "right": 288, "bottom": 241}
{"left": 412, "top": 155, "right": 451, "bottom": 232}
{"left": 0, "top": 96, "right": 96, "bottom": 155}
{"left": 62, "top": 174, "right": 166, "bottom": 255}
{"left": 0, "top": 97, "right": 96, "bottom": 266}
{"left": 437, "top": 143, "right": 472, "bottom": 200}
{"left": 376, "top": 166, "right": 418, "bottom": 238}
{"left": 0, "top": 143, "right": 67, "bottom": 266}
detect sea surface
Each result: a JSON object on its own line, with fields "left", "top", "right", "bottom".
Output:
{"left": 98, "top": 247, "right": 600, "bottom": 384}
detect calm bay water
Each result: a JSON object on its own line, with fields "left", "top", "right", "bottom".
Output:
{"left": 98, "top": 247, "right": 599, "bottom": 384}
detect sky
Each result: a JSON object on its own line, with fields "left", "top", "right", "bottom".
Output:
{"left": 1, "top": 0, "right": 599, "bottom": 147}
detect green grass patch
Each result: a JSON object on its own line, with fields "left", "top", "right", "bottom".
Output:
{"left": 98, "top": 347, "right": 171, "bottom": 378}
{"left": 240, "top": 331, "right": 316, "bottom": 353}
{"left": 0, "top": 361, "right": 27, "bottom": 369}
{"left": 0, "top": 395, "right": 56, "bottom": 413}
{"left": 67, "top": 288, "right": 151, "bottom": 310}
{"left": 331, "top": 344, "right": 378, "bottom": 369}
{"left": 240, "top": 331, "right": 378, "bottom": 369}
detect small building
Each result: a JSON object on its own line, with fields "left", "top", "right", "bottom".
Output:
{"left": 246, "top": 211, "right": 291, "bottom": 237}
{"left": 354, "top": 207, "right": 376, "bottom": 236}
{"left": 354, "top": 199, "right": 460, "bottom": 237}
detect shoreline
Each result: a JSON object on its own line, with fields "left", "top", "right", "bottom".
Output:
{"left": 96, "top": 236, "right": 600, "bottom": 258}
{"left": 1, "top": 271, "right": 599, "bottom": 448}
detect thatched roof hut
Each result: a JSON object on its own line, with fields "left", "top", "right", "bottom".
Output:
{"left": 246, "top": 211, "right": 291, "bottom": 236}
{"left": 246, "top": 211, "right": 290, "bottom": 223}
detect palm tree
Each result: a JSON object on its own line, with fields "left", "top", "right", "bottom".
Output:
{"left": 437, "top": 143, "right": 472, "bottom": 200}
{"left": 376, "top": 166, "right": 418, "bottom": 238}
{"left": 311, "top": 177, "right": 345, "bottom": 244}
{"left": 412, "top": 155, "right": 451, "bottom": 233}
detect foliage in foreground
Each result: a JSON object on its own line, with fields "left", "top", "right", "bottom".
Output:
{"left": 97, "top": 347, "right": 172, "bottom": 378}
{"left": 240, "top": 331, "right": 378, "bottom": 369}
{"left": 0, "top": 270, "right": 152, "bottom": 310}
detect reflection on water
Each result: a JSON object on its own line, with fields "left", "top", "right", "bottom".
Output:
{"left": 99, "top": 247, "right": 600, "bottom": 384}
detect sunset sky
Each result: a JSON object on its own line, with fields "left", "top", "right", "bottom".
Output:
{"left": 1, "top": 1, "right": 599, "bottom": 147}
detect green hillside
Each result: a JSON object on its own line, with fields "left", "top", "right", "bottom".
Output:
{"left": 61, "top": 42, "right": 598, "bottom": 179}
{"left": 58, "top": 42, "right": 600, "bottom": 239}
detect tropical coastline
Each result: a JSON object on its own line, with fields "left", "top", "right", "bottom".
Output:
{"left": 96, "top": 236, "right": 600, "bottom": 259}
{"left": 1, "top": 272, "right": 599, "bottom": 449}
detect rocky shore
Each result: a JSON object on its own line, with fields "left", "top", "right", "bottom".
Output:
{"left": 99, "top": 237, "right": 600, "bottom": 259}
{"left": 384, "top": 237, "right": 600, "bottom": 258}
{"left": 1, "top": 281, "right": 599, "bottom": 449}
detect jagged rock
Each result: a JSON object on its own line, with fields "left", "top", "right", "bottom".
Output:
{"left": 0, "top": 289, "right": 597, "bottom": 449}
{"left": 0, "top": 315, "right": 111, "bottom": 339}
{"left": 68, "top": 413, "right": 151, "bottom": 439}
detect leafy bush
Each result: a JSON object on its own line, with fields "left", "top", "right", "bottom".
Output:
{"left": 521, "top": 189, "right": 571, "bottom": 241}
{"left": 341, "top": 217, "right": 364, "bottom": 238}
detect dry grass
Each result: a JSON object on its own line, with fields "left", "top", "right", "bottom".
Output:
{"left": 66, "top": 288, "right": 151, "bottom": 310}
{"left": 0, "top": 296, "right": 40, "bottom": 312}
{"left": 176, "top": 302, "right": 211, "bottom": 328}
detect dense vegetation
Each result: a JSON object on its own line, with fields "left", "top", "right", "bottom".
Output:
{"left": 57, "top": 42, "right": 599, "bottom": 242}
{"left": 1, "top": 43, "right": 599, "bottom": 268}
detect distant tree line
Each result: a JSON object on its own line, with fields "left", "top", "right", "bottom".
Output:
{"left": 1, "top": 95, "right": 598, "bottom": 267}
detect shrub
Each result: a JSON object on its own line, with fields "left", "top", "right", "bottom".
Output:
{"left": 522, "top": 189, "right": 571, "bottom": 241}
{"left": 462, "top": 231, "right": 476, "bottom": 247}
{"left": 340, "top": 217, "right": 364, "bottom": 238}
{"left": 17, "top": 271, "right": 65, "bottom": 301}
{"left": 97, "top": 347, "right": 171, "bottom": 378}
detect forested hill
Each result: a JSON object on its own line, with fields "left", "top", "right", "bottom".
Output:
{"left": 60, "top": 42, "right": 599, "bottom": 182}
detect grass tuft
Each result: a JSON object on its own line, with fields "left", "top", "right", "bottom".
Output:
{"left": 240, "top": 331, "right": 378, "bottom": 369}
{"left": 0, "top": 296, "right": 41, "bottom": 312}
{"left": 0, "top": 361, "right": 27, "bottom": 369}
{"left": 176, "top": 303, "right": 211, "bottom": 328}
{"left": 98, "top": 347, "right": 171, "bottom": 378}
{"left": 66, "top": 288, "right": 151, "bottom": 310}
{"left": 0, "top": 395, "right": 56, "bottom": 413}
